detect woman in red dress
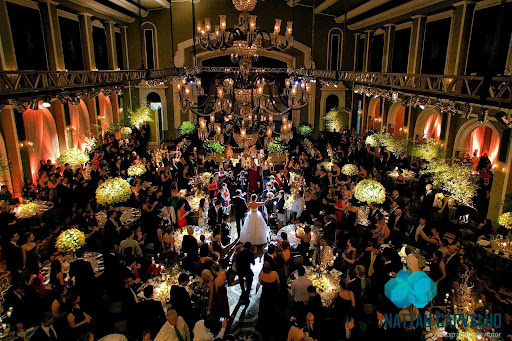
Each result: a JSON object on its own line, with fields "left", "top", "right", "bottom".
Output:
{"left": 248, "top": 159, "right": 259, "bottom": 193}
{"left": 334, "top": 194, "right": 344, "bottom": 223}
{"left": 177, "top": 202, "right": 189, "bottom": 229}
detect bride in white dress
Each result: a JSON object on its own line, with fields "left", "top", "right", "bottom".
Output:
{"left": 239, "top": 194, "right": 270, "bottom": 246}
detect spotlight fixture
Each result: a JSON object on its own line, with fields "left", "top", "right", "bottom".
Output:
{"left": 56, "top": 93, "right": 67, "bottom": 104}
{"left": 69, "top": 94, "right": 80, "bottom": 105}
{"left": 42, "top": 97, "right": 52, "bottom": 108}
{"left": 12, "top": 100, "right": 26, "bottom": 113}
{"left": 29, "top": 99, "right": 39, "bottom": 110}
{"left": 495, "top": 111, "right": 512, "bottom": 128}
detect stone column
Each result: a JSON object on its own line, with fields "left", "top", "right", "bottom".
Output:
{"left": 353, "top": 33, "right": 361, "bottom": 71}
{"left": 0, "top": 106, "right": 23, "bottom": 194}
{"left": 363, "top": 30, "right": 374, "bottom": 72}
{"left": 119, "top": 26, "right": 130, "bottom": 70}
{"left": 382, "top": 24, "right": 395, "bottom": 72}
{"left": 38, "top": 0, "right": 65, "bottom": 71}
{"left": 78, "top": 13, "right": 96, "bottom": 70}
{"left": 83, "top": 98, "right": 99, "bottom": 137}
{"left": 445, "top": 1, "right": 475, "bottom": 75}
{"left": 104, "top": 21, "right": 118, "bottom": 70}
{"left": 0, "top": 0, "right": 17, "bottom": 70}
{"left": 408, "top": 15, "right": 427, "bottom": 74}
{"left": 110, "top": 93, "right": 119, "bottom": 123}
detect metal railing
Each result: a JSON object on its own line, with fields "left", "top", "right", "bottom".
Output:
{"left": 1, "top": 68, "right": 512, "bottom": 106}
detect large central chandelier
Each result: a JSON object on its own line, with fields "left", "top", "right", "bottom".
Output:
{"left": 196, "top": 0, "right": 293, "bottom": 65}
{"left": 176, "top": 70, "right": 312, "bottom": 147}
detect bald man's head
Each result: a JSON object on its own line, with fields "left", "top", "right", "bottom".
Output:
{"left": 395, "top": 209, "right": 402, "bottom": 216}
{"left": 166, "top": 309, "right": 179, "bottom": 326}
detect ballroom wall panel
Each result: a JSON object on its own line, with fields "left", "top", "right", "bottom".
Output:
{"left": 59, "top": 16, "right": 84, "bottom": 71}
{"left": 392, "top": 28, "right": 411, "bottom": 73}
{"left": 421, "top": 18, "right": 451, "bottom": 74}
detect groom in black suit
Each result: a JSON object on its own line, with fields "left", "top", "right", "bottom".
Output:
{"left": 231, "top": 189, "right": 247, "bottom": 238}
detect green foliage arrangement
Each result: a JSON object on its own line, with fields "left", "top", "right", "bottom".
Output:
{"left": 178, "top": 121, "right": 197, "bottom": 136}
{"left": 297, "top": 123, "right": 313, "bottom": 137}
{"left": 203, "top": 140, "right": 225, "bottom": 154}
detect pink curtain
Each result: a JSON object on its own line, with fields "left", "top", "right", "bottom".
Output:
{"left": 98, "top": 93, "right": 113, "bottom": 134}
{"left": 423, "top": 114, "right": 442, "bottom": 140}
{"left": 466, "top": 126, "right": 500, "bottom": 165}
{"left": 23, "top": 104, "right": 60, "bottom": 182}
{"left": 69, "top": 100, "right": 91, "bottom": 150}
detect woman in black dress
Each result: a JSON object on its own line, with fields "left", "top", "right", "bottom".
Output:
{"left": 67, "top": 293, "right": 93, "bottom": 340}
{"left": 256, "top": 261, "right": 280, "bottom": 340}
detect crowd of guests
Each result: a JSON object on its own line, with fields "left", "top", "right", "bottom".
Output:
{"left": 0, "top": 125, "right": 508, "bottom": 341}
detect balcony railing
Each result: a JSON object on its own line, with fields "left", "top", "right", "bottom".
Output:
{"left": 1, "top": 68, "right": 512, "bottom": 107}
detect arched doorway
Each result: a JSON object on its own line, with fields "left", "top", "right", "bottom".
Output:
{"left": 387, "top": 103, "right": 406, "bottom": 139}
{"left": 147, "top": 92, "right": 163, "bottom": 143}
{"left": 23, "top": 105, "right": 60, "bottom": 181}
{"left": 454, "top": 120, "right": 501, "bottom": 165}
{"left": 464, "top": 126, "right": 500, "bottom": 165}
{"left": 326, "top": 94, "right": 339, "bottom": 112}
{"left": 368, "top": 98, "right": 381, "bottom": 131}
{"left": 414, "top": 108, "right": 442, "bottom": 141}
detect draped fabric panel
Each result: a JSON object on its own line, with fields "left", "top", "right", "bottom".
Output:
{"left": 423, "top": 114, "right": 442, "bottom": 140}
{"left": 394, "top": 106, "right": 406, "bottom": 139}
{"left": 98, "top": 93, "right": 113, "bottom": 134}
{"left": 466, "top": 126, "right": 500, "bottom": 165}
{"left": 23, "top": 105, "right": 60, "bottom": 182}
{"left": 69, "top": 100, "right": 91, "bottom": 150}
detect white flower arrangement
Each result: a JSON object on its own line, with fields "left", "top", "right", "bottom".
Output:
{"left": 128, "top": 107, "right": 154, "bottom": 128}
{"left": 120, "top": 127, "right": 132, "bottom": 135}
{"left": 342, "top": 164, "right": 359, "bottom": 177}
{"left": 411, "top": 138, "right": 445, "bottom": 162}
{"left": 58, "top": 148, "right": 89, "bottom": 166}
{"left": 421, "top": 161, "right": 478, "bottom": 206}
{"left": 365, "top": 135, "right": 378, "bottom": 147}
{"left": 84, "top": 137, "right": 97, "bottom": 152}
{"left": 96, "top": 177, "right": 132, "bottom": 205}
{"left": 55, "top": 228, "right": 86, "bottom": 253}
{"left": 498, "top": 212, "right": 512, "bottom": 230}
{"left": 354, "top": 179, "right": 386, "bottom": 204}
{"left": 127, "top": 164, "right": 146, "bottom": 177}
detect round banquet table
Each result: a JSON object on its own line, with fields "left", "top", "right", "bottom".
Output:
{"left": 137, "top": 265, "right": 198, "bottom": 303}
{"left": 356, "top": 206, "right": 389, "bottom": 226}
{"left": 477, "top": 235, "right": 512, "bottom": 269}
{"left": 41, "top": 252, "right": 104, "bottom": 288}
{"left": 173, "top": 225, "right": 211, "bottom": 253}
{"left": 276, "top": 223, "right": 322, "bottom": 250}
{"left": 12, "top": 200, "right": 54, "bottom": 220}
{"left": 95, "top": 206, "right": 141, "bottom": 228}
{"left": 287, "top": 266, "right": 341, "bottom": 307}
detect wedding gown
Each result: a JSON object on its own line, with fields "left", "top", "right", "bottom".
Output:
{"left": 240, "top": 205, "right": 270, "bottom": 245}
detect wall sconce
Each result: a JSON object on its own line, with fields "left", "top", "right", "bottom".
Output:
{"left": 19, "top": 140, "right": 34, "bottom": 151}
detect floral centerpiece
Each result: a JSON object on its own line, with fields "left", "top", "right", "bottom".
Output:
{"left": 411, "top": 138, "right": 445, "bottom": 162}
{"left": 127, "top": 164, "right": 146, "bottom": 177}
{"left": 297, "top": 123, "right": 313, "bottom": 137}
{"left": 354, "top": 179, "right": 386, "bottom": 204}
{"left": 96, "top": 178, "right": 132, "bottom": 205}
{"left": 55, "top": 228, "right": 86, "bottom": 253}
{"left": 365, "top": 135, "right": 378, "bottom": 147}
{"left": 268, "top": 138, "right": 289, "bottom": 154}
{"left": 84, "top": 137, "right": 97, "bottom": 152}
{"left": 309, "top": 275, "right": 330, "bottom": 292}
{"left": 178, "top": 121, "right": 196, "bottom": 136}
{"left": 120, "top": 127, "right": 132, "bottom": 135}
{"left": 58, "top": 148, "right": 89, "bottom": 166}
{"left": 128, "top": 107, "right": 154, "bottom": 128}
{"left": 189, "top": 172, "right": 212, "bottom": 195}
{"left": 15, "top": 202, "right": 39, "bottom": 218}
{"left": 498, "top": 212, "right": 512, "bottom": 230}
{"left": 342, "top": 164, "right": 359, "bottom": 177}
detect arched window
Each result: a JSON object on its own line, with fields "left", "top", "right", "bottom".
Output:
{"left": 142, "top": 22, "right": 158, "bottom": 69}
{"left": 327, "top": 28, "right": 343, "bottom": 70}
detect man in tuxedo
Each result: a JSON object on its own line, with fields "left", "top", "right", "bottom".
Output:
{"left": 62, "top": 163, "right": 73, "bottom": 181}
{"left": 368, "top": 203, "right": 379, "bottom": 226}
{"left": 359, "top": 242, "right": 384, "bottom": 294}
{"left": 169, "top": 274, "right": 193, "bottom": 328}
{"left": 69, "top": 248, "right": 97, "bottom": 311}
{"left": 274, "top": 190, "right": 286, "bottom": 223}
{"left": 304, "top": 312, "right": 321, "bottom": 341}
{"left": 442, "top": 245, "right": 461, "bottom": 291}
{"left": 263, "top": 244, "right": 277, "bottom": 271}
{"left": 103, "top": 210, "right": 121, "bottom": 254}
{"left": 181, "top": 226, "right": 199, "bottom": 270}
{"left": 421, "top": 184, "right": 435, "bottom": 219}
{"left": 31, "top": 313, "right": 59, "bottom": 341}
{"left": 4, "top": 232, "right": 22, "bottom": 281}
{"left": 235, "top": 242, "right": 255, "bottom": 300}
{"left": 305, "top": 286, "right": 323, "bottom": 319}
{"left": 231, "top": 190, "right": 247, "bottom": 238}
{"left": 388, "top": 208, "right": 407, "bottom": 245}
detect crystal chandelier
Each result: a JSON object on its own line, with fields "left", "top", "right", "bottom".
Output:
{"left": 175, "top": 70, "right": 311, "bottom": 148}
{"left": 196, "top": 0, "right": 293, "bottom": 65}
